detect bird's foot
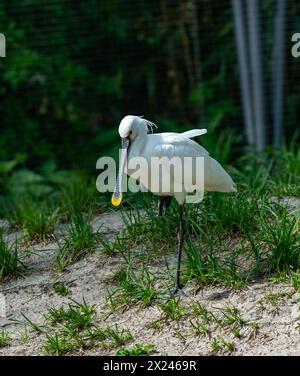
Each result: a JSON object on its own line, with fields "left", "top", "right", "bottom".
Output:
{"left": 171, "top": 285, "right": 185, "bottom": 296}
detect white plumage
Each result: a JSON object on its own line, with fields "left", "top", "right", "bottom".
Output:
{"left": 116, "top": 115, "right": 236, "bottom": 205}
{"left": 112, "top": 115, "right": 237, "bottom": 293}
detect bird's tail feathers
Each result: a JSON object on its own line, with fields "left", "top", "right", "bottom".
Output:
{"left": 181, "top": 129, "right": 207, "bottom": 139}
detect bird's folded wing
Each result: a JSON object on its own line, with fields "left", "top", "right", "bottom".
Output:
{"left": 181, "top": 129, "right": 207, "bottom": 139}
{"left": 153, "top": 134, "right": 209, "bottom": 159}
{"left": 150, "top": 134, "right": 236, "bottom": 193}
{"left": 151, "top": 135, "right": 208, "bottom": 189}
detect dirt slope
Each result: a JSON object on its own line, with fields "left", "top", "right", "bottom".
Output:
{"left": 1, "top": 211, "right": 300, "bottom": 356}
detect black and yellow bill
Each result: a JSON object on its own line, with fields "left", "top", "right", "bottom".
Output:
{"left": 111, "top": 191, "right": 123, "bottom": 207}
{"left": 111, "top": 137, "right": 130, "bottom": 207}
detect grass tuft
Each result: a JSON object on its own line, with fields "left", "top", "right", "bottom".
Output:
{"left": 52, "top": 281, "right": 69, "bottom": 296}
{"left": 22, "top": 203, "right": 59, "bottom": 241}
{"left": 185, "top": 237, "right": 245, "bottom": 287}
{"left": 116, "top": 343, "right": 156, "bottom": 356}
{"left": 41, "top": 300, "right": 134, "bottom": 355}
{"left": 56, "top": 212, "right": 95, "bottom": 271}
{"left": 0, "top": 330, "right": 11, "bottom": 348}
{"left": 0, "top": 231, "right": 23, "bottom": 279}
{"left": 262, "top": 208, "right": 300, "bottom": 273}
{"left": 157, "top": 297, "right": 185, "bottom": 321}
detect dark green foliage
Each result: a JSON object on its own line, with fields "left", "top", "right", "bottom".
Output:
{"left": 22, "top": 202, "right": 59, "bottom": 241}
{"left": 185, "top": 237, "right": 245, "bottom": 287}
{"left": 0, "top": 0, "right": 242, "bottom": 172}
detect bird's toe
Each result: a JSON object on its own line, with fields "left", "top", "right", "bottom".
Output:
{"left": 171, "top": 286, "right": 185, "bottom": 296}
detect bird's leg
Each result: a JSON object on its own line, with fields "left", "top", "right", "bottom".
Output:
{"left": 164, "top": 196, "right": 173, "bottom": 213}
{"left": 158, "top": 196, "right": 173, "bottom": 216}
{"left": 173, "top": 204, "right": 184, "bottom": 294}
{"left": 158, "top": 196, "right": 172, "bottom": 216}
{"left": 157, "top": 197, "right": 164, "bottom": 217}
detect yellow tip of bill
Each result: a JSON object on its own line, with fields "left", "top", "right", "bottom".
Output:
{"left": 111, "top": 193, "right": 123, "bottom": 207}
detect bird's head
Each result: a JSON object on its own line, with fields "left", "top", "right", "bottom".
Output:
{"left": 118, "top": 115, "right": 148, "bottom": 141}
{"left": 111, "top": 115, "right": 157, "bottom": 207}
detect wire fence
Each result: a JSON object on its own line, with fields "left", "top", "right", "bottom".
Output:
{"left": 0, "top": 0, "right": 299, "bottom": 169}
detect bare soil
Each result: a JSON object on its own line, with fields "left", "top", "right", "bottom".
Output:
{"left": 1, "top": 209, "right": 300, "bottom": 356}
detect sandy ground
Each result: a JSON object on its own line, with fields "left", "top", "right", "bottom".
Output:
{"left": 1, "top": 208, "right": 300, "bottom": 356}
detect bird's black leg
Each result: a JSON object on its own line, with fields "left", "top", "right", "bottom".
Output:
{"left": 158, "top": 196, "right": 172, "bottom": 216}
{"left": 158, "top": 197, "right": 164, "bottom": 217}
{"left": 164, "top": 196, "right": 173, "bottom": 213}
{"left": 173, "top": 204, "right": 184, "bottom": 294}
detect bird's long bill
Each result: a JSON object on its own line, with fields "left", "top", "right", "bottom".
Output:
{"left": 111, "top": 137, "right": 130, "bottom": 207}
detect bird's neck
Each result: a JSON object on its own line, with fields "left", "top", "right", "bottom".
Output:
{"left": 130, "top": 131, "right": 147, "bottom": 157}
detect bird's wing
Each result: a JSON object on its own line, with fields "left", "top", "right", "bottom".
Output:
{"left": 181, "top": 129, "right": 207, "bottom": 139}
{"left": 149, "top": 133, "right": 236, "bottom": 193}
{"left": 152, "top": 133, "right": 209, "bottom": 158}
{"left": 149, "top": 134, "right": 208, "bottom": 193}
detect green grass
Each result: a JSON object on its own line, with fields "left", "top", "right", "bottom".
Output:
{"left": 261, "top": 208, "right": 300, "bottom": 273}
{"left": 121, "top": 202, "right": 178, "bottom": 251}
{"left": 116, "top": 343, "right": 156, "bottom": 356}
{"left": 211, "top": 338, "right": 223, "bottom": 352}
{"left": 1, "top": 195, "right": 25, "bottom": 229}
{"left": 185, "top": 236, "right": 245, "bottom": 287}
{"left": 19, "top": 312, "right": 45, "bottom": 333}
{"left": 21, "top": 327, "right": 30, "bottom": 344}
{"left": 233, "top": 152, "right": 274, "bottom": 196}
{"left": 211, "top": 338, "right": 235, "bottom": 353}
{"left": 264, "top": 290, "right": 287, "bottom": 307}
{"left": 116, "top": 167, "right": 298, "bottom": 291}
{"left": 106, "top": 261, "right": 159, "bottom": 308}
{"left": 219, "top": 305, "right": 246, "bottom": 326}
{"left": 189, "top": 302, "right": 255, "bottom": 344}
{"left": 202, "top": 192, "right": 260, "bottom": 235}
{"left": 190, "top": 320, "right": 210, "bottom": 336}
{"left": 60, "top": 172, "right": 99, "bottom": 218}
{"left": 44, "top": 333, "right": 76, "bottom": 354}
{"left": 0, "top": 231, "right": 23, "bottom": 279}
{"left": 190, "top": 301, "right": 221, "bottom": 324}
{"left": 44, "top": 322, "right": 133, "bottom": 355}
{"left": 100, "top": 234, "right": 125, "bottom": 255}
{"left": 86, "top": 325, "right": 134, "bottom": 349}
{"left": 1, "top": 141, "right": 300, "bottom": 304}
{"left": 0, "top": 330, "right": 11, "bottom": 348}
{"left": 56, "top": 211, "right": 95, "bottom": 271}
{"left": 22, "top": 203, "right": 59, "bottom": 241}
{"left": 272, "top": 138, "right": 300, "bottom": 196}
{"left": 18, "top": 299, "right": 134, "bottom": 355}
{"left": 44, "top": 299, "right": 96, "bottom": 329}
{"left": 157, "top": 297, "right": 185, "bottom": 321}
{"left": 290, "top": 271, "right": 300, "bottom": 292}
{"left": 52, "top": 281, "right": 69, "bottom": 296}
{"left": 1, "top": 193, "right": 59, "bottom": 239}
{"left": 223, "top": 340, "right": 235, "bottom": 353}
{"left": 102, "top": 326, "right": 134, "bottom": 348}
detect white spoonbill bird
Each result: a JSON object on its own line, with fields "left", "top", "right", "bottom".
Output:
{"left": 112, "top": 115, "right": 237, "bottom": 293}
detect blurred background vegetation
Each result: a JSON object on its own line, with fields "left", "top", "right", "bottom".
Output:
{"left": 0, "top": 1, "right": 299, "bottom": 289}
{"left": 0, "top": 0, "right": 299, "bottom": 213}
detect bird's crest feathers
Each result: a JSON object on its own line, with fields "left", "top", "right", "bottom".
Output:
{"left": 139, "top": 115, "right": 158, "bottom": 134}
